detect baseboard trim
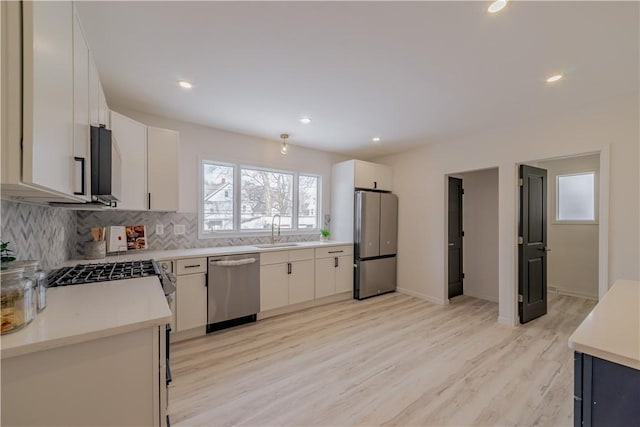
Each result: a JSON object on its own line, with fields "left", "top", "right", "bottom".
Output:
{"left": 557, "top": 289, "right": 598, "bottom": 301}
{"left": 462, "top": 290, "right": 498, "bottom": 303}
{"left": 397, "top": 287, "right": 447, "bottom": 305}
{"left": 498, "top": 315, "right": 516, "bottom": 327}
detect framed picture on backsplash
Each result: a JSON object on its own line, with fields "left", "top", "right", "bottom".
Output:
{"left": 126, "top": 225, "right": 148, "bottom": 250}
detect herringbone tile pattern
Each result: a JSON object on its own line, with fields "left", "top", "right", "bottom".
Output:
{"left": 76, "top": 210, "right": 319, "bottom": 257}
{"left": 0, "top": 200, "right": 77, "bottom": 271}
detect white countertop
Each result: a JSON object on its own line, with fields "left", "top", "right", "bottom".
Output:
{"left": 64, "top": 240, "right": 353, "bottom": 265}
{"left": 0, "top": 277, "right": 171, "bottom": 360}
{"left": 568, "top": 279, "right": 640, "bottom": 370}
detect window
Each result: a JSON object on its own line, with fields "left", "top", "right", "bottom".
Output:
{"left": 241, "top": 168, "right": 293, "bottom": 230}
{"left": 298, "top": 175, "right": 319, "bottom": 229}
{"left": 203, "top": 163, "right": 234, "bottom": 231}
{"left": 200, "top": 160, "right": 320, "bottom": 236}
{"left": 556, "top": 172, "right": 596, "bottom": 221}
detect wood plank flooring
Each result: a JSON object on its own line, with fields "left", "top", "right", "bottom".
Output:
{"left": 170, "top": 293, "right": 596, "bottom": 426}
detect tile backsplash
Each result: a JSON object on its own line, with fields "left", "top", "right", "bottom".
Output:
{"left": 0, "top": 200, "right": 77, "bottom": 271}
{"left": 76, "top": 210, "right": 319, "bottom": 257}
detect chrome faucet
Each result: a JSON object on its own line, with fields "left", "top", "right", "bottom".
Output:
{"left": 271, "top": 214, "right": 282, "bottom": 244}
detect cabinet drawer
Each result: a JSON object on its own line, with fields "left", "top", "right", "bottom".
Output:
{"left": 289, "top": 248, "right": 314, "bottom": 262}
{"left": 260, "top": 250, "right": 289, "bottom": 266}
{"left": 315, "top": 245, "right": 353, "bottom": 259}
{"left": 176, "top": 258, "right": 207, "bottom": 275}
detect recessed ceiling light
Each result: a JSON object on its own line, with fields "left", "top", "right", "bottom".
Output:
{"left": 299, "top": 117, "right": 312, "bottom": 124}
{"left": 546, "top": 74, "right": 563, "bottom": 83}
{"left": 177, "top": 80, "right": 193, "bottom": 89}
{"left": 372, "top": 137, "right": 381, "bottom": 142}
{"left": 488, "top": 0, "right": 508, "bottom": 13}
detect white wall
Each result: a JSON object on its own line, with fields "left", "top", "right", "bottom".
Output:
{"left": 457, "top": 168, "right": 499, "bottom": 303}
{"left": 112, "top": 108, "right": 347, "bottom": 216}
{"left": 374, "top": 94, "right": 639, "bottom": 325}
{"left": 534, "top": 154, "right": 600, "bottom": 299}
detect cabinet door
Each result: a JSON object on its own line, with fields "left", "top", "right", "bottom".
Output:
{"left": 98, "top": 80, "right": 109, "bottom": 128}
{"left": 289, "top": 260, "right": 315, "bottom": 305}
{"left": 315, "top": 257, "right": 336, "bottom": 299}
{"left": 374, "top": 164, "right": 393, "bottom": 191}
{"left": 176, "top": 274, "right": 207, "bottom": 332}
{"left": 147, "top": 127, "right": 179, "bottom": 211}
{"left": 22, "top": 1, "right": 75, "bottom": 196}
{"left": 354, "top": 160, "right": 376, "bottom": 189}
{"left": 72, "top": 12, "right": 91, "bottom": 201}
{"left": 260, "top": 264, "right": 289, "bottom": 311}
{"left": 110, "top": 111, "right": 148, "bottom": 210}
{"left": 88, "top": 56, "right": 100, "bottom": 126}
{"left": 335, "top": 255, "right": 354, "bottom": 293}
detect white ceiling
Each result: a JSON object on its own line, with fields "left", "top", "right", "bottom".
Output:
{"left": 77, "top": 1, "right": 639, "bottom": 158}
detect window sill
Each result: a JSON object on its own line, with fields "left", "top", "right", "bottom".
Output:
{"left": 551, "top": 220, "right": 599, "bottom": 225}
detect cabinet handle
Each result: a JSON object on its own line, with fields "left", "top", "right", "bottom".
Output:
{"left": 74, "top": 157, "right": 86, "bottom": 195}
{"left": 374, "top": 181, "right": 378, "bottom": 189}
{"left": 328, "top": 250, "right": 344, "bottom": 254}
{"left": 183, "top": 264, "right": 202, "bottom": 269}
{"left": 287, "top": 262, "right": 292, "bottom": 275}
{"left": 148, "top": 192, "right": 151, "bottom": 210}
{"left": 334, "top": 257, "right": 339, "bottom": 268}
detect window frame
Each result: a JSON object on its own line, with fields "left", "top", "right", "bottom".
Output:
{"left": 198, "top": 157, "right": 322, "bottom": 239}
{"left": 554, "top": 170, "right": 599, "bottom": 225}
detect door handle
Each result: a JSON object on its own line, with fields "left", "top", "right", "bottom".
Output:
{"left": 448, "top": 243, "right": 454, "bottom": 247}
{"left": 538, "top": 247, "right": 552, "bottom": 252}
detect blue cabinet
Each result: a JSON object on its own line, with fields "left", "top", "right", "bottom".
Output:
{"left": 574, "top": 352, "right": 640, "bottom": 426}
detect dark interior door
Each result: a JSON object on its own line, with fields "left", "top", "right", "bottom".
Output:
{"left": 519, "top": 165, "right": 548, "bottom": 323}
{"left": 448, "top": 177, "right": 463, "bottom": 299}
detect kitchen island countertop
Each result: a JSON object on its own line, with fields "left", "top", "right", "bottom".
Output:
{"left": 0, "top": 277, "right": 171, "bottom": 359}
{"left": 568, "top": 279, "right": 639, "bottom": 370}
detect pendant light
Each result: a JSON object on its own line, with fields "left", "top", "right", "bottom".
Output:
{"left": 280, "top": 133, "right": 289, "bottom": 155}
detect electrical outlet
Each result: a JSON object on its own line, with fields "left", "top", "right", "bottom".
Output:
{"left": 174, "top": 224, "right": 186, "bottom": 235}
{"left": 155, "top": 224, "right": 164, "bottom": 235}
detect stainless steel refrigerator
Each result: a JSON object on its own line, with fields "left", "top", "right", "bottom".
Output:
{"left": 354, "top": 190, "right": 398, "bottom": 299}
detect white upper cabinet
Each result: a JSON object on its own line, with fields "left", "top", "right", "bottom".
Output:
{"left": 110, "top": 111, "right": 148, "bottom": 210}
{"left": 88, "top": 56, "right": 101, "bottom": 127}
{"left": 354, "top": 160, "right": 392, "bottom": 191}
{"left": 1, "top": 1, "right": 111, "bottom": 203}
{"left": 147, "top": 127, "right": 179, "bottom": 211}
{"left": 72, "top": 10, "right": 91, "bottom": 201}
{"left": 98, "top": 80, "right": 109, "bottom": 128}
{"left": 111, "top": 112, "right": 180, "bottom": 211}
{"left": 21, "top": 1, "right": 76, "bottom": 197}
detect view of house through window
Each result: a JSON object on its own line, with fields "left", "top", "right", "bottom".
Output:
{"left": 201, "top": 160, "right": 320, "bottom": 235}
{"left": 557, "top": 172, "right": 596, "bottom": 221}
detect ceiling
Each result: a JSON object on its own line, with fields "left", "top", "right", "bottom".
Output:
{"left": 77, "top": 1, "right": 639, "bottom": 158}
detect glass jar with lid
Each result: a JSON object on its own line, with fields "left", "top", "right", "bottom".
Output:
{"left": 0, "top": 267, "right": 36, "bottom": 334}
{"left": 13, "top": 260, "right": 47, "bottom": 312}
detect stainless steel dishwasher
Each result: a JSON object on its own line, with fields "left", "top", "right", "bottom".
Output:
{"left": 207, "top": 253, "right": 260, "bottom": 332}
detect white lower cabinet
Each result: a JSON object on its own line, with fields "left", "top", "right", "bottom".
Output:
{"left": 175, "top": 257, "right": 207, "bottom": 332}
{"left": 289, "top": 260, "right": 315, "bottom": 305}
{"left": 260, "top": 263, "right": 289, "bottom": 311}
{"left": 315, "top": 245, "right": 354, "bottom": 298}
{"left": 259, "top": 249, "right": 315, "bottom": 312}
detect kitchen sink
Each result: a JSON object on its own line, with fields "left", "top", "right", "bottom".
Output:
{"left": 252, "top": 243, "right": 301, "bottom": 248}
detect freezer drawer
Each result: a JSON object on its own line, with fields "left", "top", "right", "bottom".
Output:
{"left": 355, "top": 256, "right": 396, "bottom": 300}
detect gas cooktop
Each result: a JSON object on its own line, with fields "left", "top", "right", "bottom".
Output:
{"left": 48, "top": 260, "right": 160, "bottom": 287}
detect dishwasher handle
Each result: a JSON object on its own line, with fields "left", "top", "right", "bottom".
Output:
{"left": 210, "top": 257, "right": 257, "bottom": 267}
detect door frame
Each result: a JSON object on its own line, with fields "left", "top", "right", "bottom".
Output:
{"left": 442, "top": 147, "right": 610, "bottom": 326}
{"left": 515, "top": 149, "right": 609, "bottom": 311}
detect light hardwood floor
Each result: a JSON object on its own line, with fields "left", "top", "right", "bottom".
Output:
{"left": 170, "top": 293, "right": 596, "bottom": 426}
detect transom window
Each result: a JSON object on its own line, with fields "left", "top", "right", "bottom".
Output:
{"left": 200, "top": 160, "right": 320, "bottom": 236}
{"left": 556, "top": 172, "right": 596, "bottom": 222}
